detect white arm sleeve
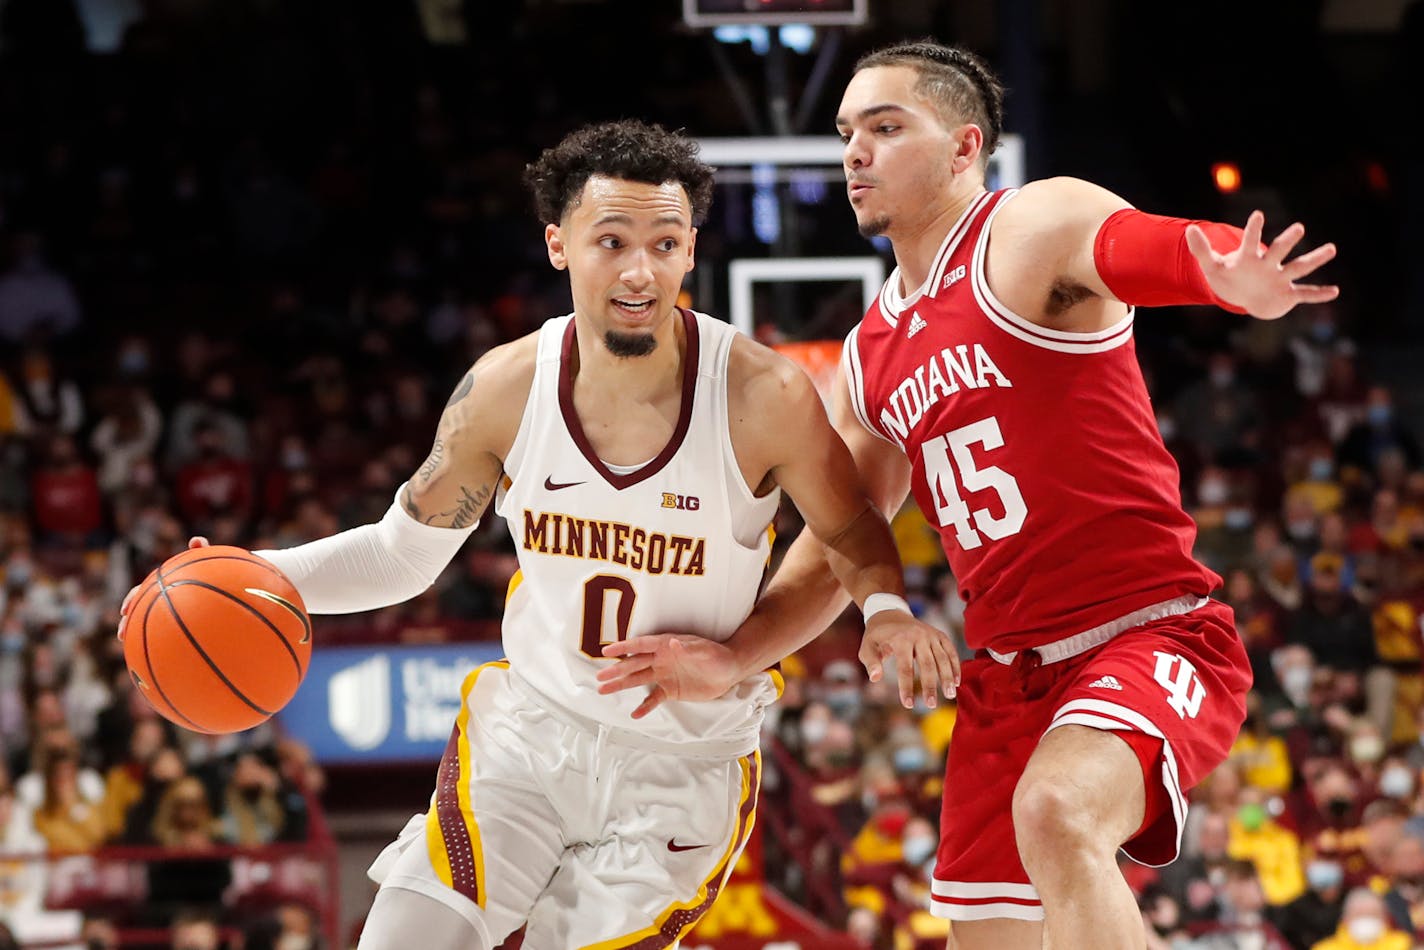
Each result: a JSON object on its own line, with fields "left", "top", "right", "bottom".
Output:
{"left": 252, "top": 483, "right": 477, "bottom": 615}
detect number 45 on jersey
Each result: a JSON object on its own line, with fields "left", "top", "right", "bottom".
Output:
{"left": 922, "top": 416, "right": 1027, "bottom": 550}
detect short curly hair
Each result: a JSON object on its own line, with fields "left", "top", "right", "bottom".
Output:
{"left": 524, "top": 119, "right": 716, "bottom": 226}
{"left": 855, "top": 41, "right": 1006, "bottom": 163}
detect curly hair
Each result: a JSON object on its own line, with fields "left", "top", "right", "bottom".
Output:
{"left": 523, "top": 119, "right": 716, "bottom": 226}
{"left": 855, "top": 41, "right": 1006, "bottom": 162}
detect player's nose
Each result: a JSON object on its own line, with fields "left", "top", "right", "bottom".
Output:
{"left": 620, "top": 250, "right": 655, "bottom": 288}
{"left": 843, "top": 130, "right": 870, "bottom": 170}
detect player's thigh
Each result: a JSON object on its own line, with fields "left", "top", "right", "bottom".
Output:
{"left": 376, "top": 663, "right": 571, "bottom": 942}
{"left": 1039, "top": 602, "right": 1250, "bottom": 865}
{"left": 946, "top": 918, "right": 1042, "bottom": 950}
{"left": 524, "top": 750, "right": 758, "bottom": 947}
{"left": 358, "top": 885, "right": 492, "bottom": 950}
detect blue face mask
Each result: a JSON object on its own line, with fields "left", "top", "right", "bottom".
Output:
{"left": 902, "top": 835, "right": 937, "bottom": 866}
{"left": 1224, "top": 508, "right": 1255, "bottom": 531}
{"left": 893, "top": 746, "right": 928, "bottom": 774}
{"left": 1309, "top": 458, "right": 1334, "bottom": 481}
{"left": 0, "top": 631, "right": 24, "bottom": 656}
{"left": 1311, "top": 322, "right": 1336, "bottom": 343}
{"left": 825, "top": 689, "right": 862, "bottom": 717}
{"left": 1369, "top": 404, "right": 1393, "bottom": 427}
{"left": 1305, "top": 860, "right": 1343, "bottom": 892}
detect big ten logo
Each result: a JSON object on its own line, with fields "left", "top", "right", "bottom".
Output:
{"left": 661, "top": 492, "right": 700, "bottom": 511}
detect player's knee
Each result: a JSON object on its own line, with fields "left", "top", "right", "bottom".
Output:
{"left": 1011, "top": 773, "right": 1099, "bottom": 859}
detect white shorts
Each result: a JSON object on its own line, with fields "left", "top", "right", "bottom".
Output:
{"left": 364, "top": 661, "right": 761, "bottom": 949}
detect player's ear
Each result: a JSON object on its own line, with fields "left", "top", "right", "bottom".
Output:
{"left": 685, "top": 227, "right": 698, "bottom": 274}
{"left": 952, "top": 124, "right": 984, "bottom": 175}
{"left": 546, "top": 223, "right": 568, "bottom": 271}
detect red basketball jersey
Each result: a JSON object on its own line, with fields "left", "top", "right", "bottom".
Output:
{"left": 843, "top": 189, "right": 1220, "bottom": 654}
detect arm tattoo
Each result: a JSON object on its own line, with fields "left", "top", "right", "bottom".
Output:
{"left": 445, "top": 372, "right": 474, "bottom": 409}
{"left": 417, "top": 438, "right": 445, "bottom": 483}
{"left": 402, "top": 484, "right": 421, "bottom": 520}
{"left": 424, "top": 484, "right": 490, "bottom": 529}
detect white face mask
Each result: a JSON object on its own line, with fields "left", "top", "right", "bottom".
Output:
{"left": 1347, "top": 916, "right": 1385, "bottom": 944}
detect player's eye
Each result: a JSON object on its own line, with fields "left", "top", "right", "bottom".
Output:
{"left": 877, "top": 124, "right": 899, "bottom": 135}
{"left": 599, "top": 237, "right": 622, "bottom": 250}
{"left": 657, "top": 239, "right": 679, "bottom": 252}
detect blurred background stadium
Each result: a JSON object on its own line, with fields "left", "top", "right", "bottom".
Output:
{"left": 0, "top": 0, "right": 1421, "bottom": 947}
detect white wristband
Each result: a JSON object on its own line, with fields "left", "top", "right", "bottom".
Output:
{"left": 863, "top": 592, "right": 911, "bottom": 620}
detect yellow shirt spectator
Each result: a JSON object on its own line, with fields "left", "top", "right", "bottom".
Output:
{"left": 1229, "top": 731, "right": 1293, "bottom": 794}
{"left": 1311, "top": 925, "right": 1410, "bottom": 950}
{"left": 1228, "top": 806, "right": 1305, "bottom": 905}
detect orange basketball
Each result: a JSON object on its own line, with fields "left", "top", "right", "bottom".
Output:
{"left": 123, "top": 546, "right": 312, "bottom": 735}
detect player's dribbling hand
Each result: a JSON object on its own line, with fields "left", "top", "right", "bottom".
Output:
{"left": 596, "top": 634, "right": 743, "bottom": 719}
{"left": 116, "top": 536, "right": 210, "bottom": 641}
{"left": 1186, "top": 210, "right": 1338, "bottom": 320}
{"left": 858, "top": 613, "right": 960, "bottom": 709}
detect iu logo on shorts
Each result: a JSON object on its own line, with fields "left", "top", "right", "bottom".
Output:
{"left": 1152, "top": 651, "right": 1206, "bottom": 720}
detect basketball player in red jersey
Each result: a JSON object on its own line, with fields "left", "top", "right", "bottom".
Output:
{"left": 600, "top": 41, "right": 1337, "bottom": 949}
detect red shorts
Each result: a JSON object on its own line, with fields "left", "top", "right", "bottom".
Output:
{"left": 930, "top": 598, "right": 1250, "bottom": 921}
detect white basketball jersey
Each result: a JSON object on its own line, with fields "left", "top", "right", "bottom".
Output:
{"left": 494, "top": 310, "right": 782, "bottom": 753}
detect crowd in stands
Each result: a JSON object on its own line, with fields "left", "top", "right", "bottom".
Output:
{"left": 0, "top": 2, "right": 1419, "bottom": 949}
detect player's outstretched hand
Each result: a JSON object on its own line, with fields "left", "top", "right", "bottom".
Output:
{"left": 116, "top": 536, "right": 209, "bottom": 641}
{"left": 858, "top": 612, "right": 960, "bottom": 709}
{"left": 1186, "top": 210, "right": 1338, "bottom": 320}
{"left": 597, "top": 634, "right": 743, "bottom": 719}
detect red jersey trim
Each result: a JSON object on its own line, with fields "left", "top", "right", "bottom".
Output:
{"left": 970, "top": 192, "right": 1136, "bottom": 354}
{"left": 839, "top": 326, "right": 898, "bottom": 447}
{"left": 877, "top": 190, "right": 996, "bottom": 326}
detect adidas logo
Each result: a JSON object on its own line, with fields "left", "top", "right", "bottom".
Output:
{"left": 906, "top": 312, "right": 928, "bottom": 339}
{"left": 1088, "top": 675, "right": 1124, "bottom": 691}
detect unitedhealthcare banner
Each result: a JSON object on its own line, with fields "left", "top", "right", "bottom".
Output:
{"left": 277, "top": 643, "right": 503, "bottom": 763}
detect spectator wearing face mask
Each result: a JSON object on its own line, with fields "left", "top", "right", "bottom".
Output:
{"left": 1171, "top": 351, "right": 1263, "bottom": 464}
{"left": 1338, "top": 387, "right": 1421, "bottom": 481}
{"left": 1278, "top": 857, "right": 1347, "bottom": 950}
{"left": 1159, "top": 810, "right": 1234, "bottom": 918}
{"left": 1287, "top": 444, "right": 1347, "bottom": 518}
{"left": 1228, "top": 790, "right": 1306, "bottom": 905}
{"left": 841, "top": 798, "right": 912, "bottom": 916}
{"left": 1189, "top": 859, "right": 1293, "bottom": 949}
{"left": 1311, "top": 887, "right": 1410, "bottom": 949}
{"left": 1381, "top": 832, "right": 1424, "bottom": 939}
{"left": 1192, "top": 466, "right": 1256, "bottom": 572}
{"left": 1375, "top": 757, "right": 1415, "bottom": 804}
{"left": 1289, "top": 555, "right": 1397, "bottom": 741}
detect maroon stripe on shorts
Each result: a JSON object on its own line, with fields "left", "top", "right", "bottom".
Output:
{"left": 435, "top": 724, "right": 480, "bottom": 905}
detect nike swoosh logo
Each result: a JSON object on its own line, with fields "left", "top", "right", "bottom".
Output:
{"left": 544, "top": 476, "right": 585, "bottom": 491}
{"left": 667, "top": 839, "right": 710, "bottom": 853}
{"left": 245, "top": 587, "right": 313, "bottom": 644}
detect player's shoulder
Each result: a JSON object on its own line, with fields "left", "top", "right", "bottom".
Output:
{"left": 466, "top": 331, "right": 540, "bottom": 402}
{"left": 725, "top": 332, "right": 817, "bottom": 410}
{"left": 996, "top": 177, "right": 1132, "bottom": 233}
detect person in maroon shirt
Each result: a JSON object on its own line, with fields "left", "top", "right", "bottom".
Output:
{"left": 174, "top": 421, "right": 253, "bottom": 531}
{"left": 29, "top": 433, "right": 102, "bottom": 543}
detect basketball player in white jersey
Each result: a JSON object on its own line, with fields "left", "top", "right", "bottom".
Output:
{"left": 120, "top": 120, "right": 957, "bottom": 948}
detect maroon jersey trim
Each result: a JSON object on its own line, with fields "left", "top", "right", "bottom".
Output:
{"left": 557, "top": 309, "right": 701, "bottom": 490}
